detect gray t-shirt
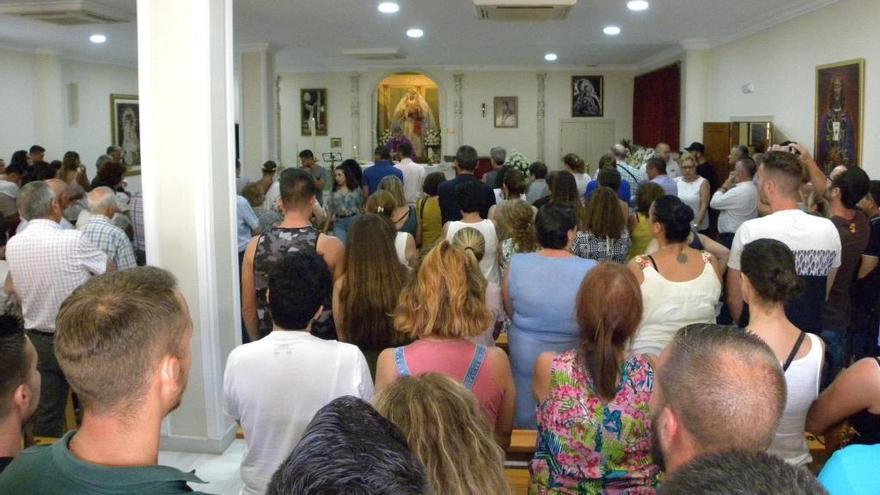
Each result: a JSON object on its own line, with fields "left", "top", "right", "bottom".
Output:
{"left": 306, "top": 165, "right": 329, "bottom": 205}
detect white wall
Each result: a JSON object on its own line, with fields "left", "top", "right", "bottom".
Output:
{"left": 706, "top": 0, "right": 880, "bottom": 177}
{"left": 276, "top": 68, "right": 635, "bottom": 173}
{"left": 0, "top": 48, "right": 139, "bottom": 188}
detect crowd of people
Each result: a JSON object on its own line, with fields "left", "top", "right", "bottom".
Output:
{"left": 0, "top": 136, "right": 878, "bottom": 495}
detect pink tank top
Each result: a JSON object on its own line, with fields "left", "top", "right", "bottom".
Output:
{"left": 394, "top": 339, "right": 503, "bottom": 428}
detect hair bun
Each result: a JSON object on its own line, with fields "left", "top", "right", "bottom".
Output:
{"left": 673, "top": 203, "right": 695, "bottom": 225}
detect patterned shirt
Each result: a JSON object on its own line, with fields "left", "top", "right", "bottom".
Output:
{"left": 616, "top": 162, "right": 647, "bottom": 205}
{"left": 6, "top": 219, "right": 107, "bottom": 331}
{"left": 327, "top": 189, "right": 362, "bottom": 218}
{"left": 572, "top": 229, "right": 632, "bottom": 264}
{"left": 530, "top": 351, "right": 660, "bottom": 494}
{"left": 129, "top": 193, "right": 145, "bottom": 251}
{"left": 81, "top": 215, "right": 137, "bottom": 271}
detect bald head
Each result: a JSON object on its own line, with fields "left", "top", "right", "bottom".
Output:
{"left": 87, "top": 186, "right": 117, "bottom": 216}
{"left": 654, "top": 324, "right": 786, "bottom": 466}
{"left": 655, "top": 143, "right": 671, "bottom": 161}
{"left": 45, "top": 179, "right": 71, "bottom": 210}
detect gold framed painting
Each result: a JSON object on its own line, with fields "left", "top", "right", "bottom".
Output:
{"left": 494, "top": 96, "right": 518, "bottom": 128}
{"left": 110, "top": 94, "right": 140, "bottom": 174}
{"left": 815, "top": 58, "right": 864, "bottom": 174}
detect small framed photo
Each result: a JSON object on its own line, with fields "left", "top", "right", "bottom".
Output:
{"left": 330, "top": 137, "right": 343, "bottom": 148}
{"left": 494, "top": 96, "right": 518, "bottom": 128}
{"left": 110, "top": 94, "right": 141, "bottom": 174}
{"left": 571, "top": 76, "right": 604, "bottom": 117}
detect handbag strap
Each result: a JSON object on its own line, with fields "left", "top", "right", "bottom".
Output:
{"left": 782, "top": 332, "right": 807, "bottom": 372}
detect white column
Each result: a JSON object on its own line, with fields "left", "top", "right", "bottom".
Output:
{"left": 240, "top": 43, "right": 276, "bottom": 180}
{"left": 681, "top": 39, "right": 712, "bottom": 145}
{"left": 536, "top": 72, "right": 547, "bottom": 162}
{"left": 137, "top": 0, "right": 238, "bottom": 454}
{"left": 32, "top": 51, "right": 63, "bottom": 155}
{"left": 453, "top": 73, "right": 464, "bottom": 150}
{"left": 350, "top": 73, "right": 361, "bottom": 160}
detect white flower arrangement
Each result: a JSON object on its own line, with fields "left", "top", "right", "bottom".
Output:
{"left": 504, "top": 150, "right": 530, "bottom": 175}
{"left": 378, "top": 129, "right": 393, "bottom": 147}
{"left": 629, "top": 146, "right": 654, "bottom": 170}
{"left": 423, "top": 128, "right": 441, "bottom": 147}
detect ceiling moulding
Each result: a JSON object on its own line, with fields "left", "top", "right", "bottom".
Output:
{"left": 474, "top": 0, "right": 577, "bottom": 21}
{"left": 679, "top": 38, "right": 710, "bottom": 51}
{"left": 0, "top": 0, "right": 131, "bottom": 26}
{"left": 274, "top": 64, "right": 639, "bottom": 74}
{"left": 340, "top": 48, "right": 404, "bottom": 60}
{"left": 636, "top": 46, "right": 685, "bottom": 73}
{"left": 710, "top": 0, "right": 840, "bottom": 48}
{"left": 238, "top": 43, "right": 273, "bottom": 53}
{"left": 0, "top": 41, "right": 136, "bottom": 68}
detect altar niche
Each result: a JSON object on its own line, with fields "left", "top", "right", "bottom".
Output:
{"left": 376, "top": 73, "right": 441, "bottom": 163}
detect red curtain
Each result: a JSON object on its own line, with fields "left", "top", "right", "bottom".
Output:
{"left": 633, "top": 64, "right": 681, "bottom": 150}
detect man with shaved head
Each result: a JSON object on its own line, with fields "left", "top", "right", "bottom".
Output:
{"left": 650, "top": 324, "right": 787, "bottom": 474}
{"left": 81, "top": 186, "right": 136, "bottom": 271}
{"left": 5, "top": 181, "right": 110, "bottom": 436}
{"left": 655, "top": 142, "right": 681, "bottom": 180}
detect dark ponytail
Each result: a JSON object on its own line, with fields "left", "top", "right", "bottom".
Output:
{"left": 652, "top": 195, "right": 694, "bottom": 243}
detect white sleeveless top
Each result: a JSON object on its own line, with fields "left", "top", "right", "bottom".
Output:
{"left": 631, "top": 252, "right": 721, "bottom": 356}
{"left": 395, "top": 232, "right": 411, "bottom": 267}
{"left": 445, "top": 219, "right": 500, "bottom": 284}
{"left": 767, "top": 332, "right": 823, "bottom": 467}
{"left": 675, "top": 176, "right": 709, "bottom": 231}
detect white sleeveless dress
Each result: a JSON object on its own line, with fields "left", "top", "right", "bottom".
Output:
{"left": 675, "top": 176, "right": 709, "bottom": 231}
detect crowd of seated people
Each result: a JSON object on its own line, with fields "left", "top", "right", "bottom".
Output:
{"left": 0, "top": 137, "right": 879, "bottom": 495}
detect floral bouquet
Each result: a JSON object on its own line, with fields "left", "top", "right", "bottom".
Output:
{"left": 629, "top": 145, "right": 654, "bottom": 170}
{"left": 378, "top": 129, "right": 393, "bottom": 147}
{"left": 504, "top": 150, "right": 530, "bottom": 175}
{"left": 423, "top": 128, "right": 441, "bottom": 147}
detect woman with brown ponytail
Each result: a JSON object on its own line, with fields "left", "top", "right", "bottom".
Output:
{"left": 529, "top": 263, "right": 661, "bottom": 493}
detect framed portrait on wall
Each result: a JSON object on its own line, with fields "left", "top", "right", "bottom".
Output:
{"left": 571, "top": 76, "right": 603, "bottom": 117}
{"left": 110, "top": 94, "right": 140, "bottom": 173}
{"left": 301, "top": 88, "right": 327, "bottom": 136}
{"left": 494, "top": 96, "right": 518, "bottom": 128}
{"left": 815, "top": 59, "right": 864, "bottom": 174}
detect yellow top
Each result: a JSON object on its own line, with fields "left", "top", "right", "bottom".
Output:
{"left": 627, "top": 212, "right": 652, "bottom": 261}
{"left": 417, "top": 196, "right": 442, "bottom": 253}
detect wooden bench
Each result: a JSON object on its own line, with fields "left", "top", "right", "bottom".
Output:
{"left": 506, "top": 429, "right": 537, "bottom": 463}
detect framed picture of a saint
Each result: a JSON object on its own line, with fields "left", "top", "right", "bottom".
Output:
{"left": 110, "top": 94, "right": 141, "bottom": 174}
{"left": 301, "top": 88, "right": 327, "bottom": 136}
{"left": 815, "top": 59, "right": 864, "bottom": 174}
{"left": 571, "top": 76, "right": 603, "bottom": 117}
{"left": 494, "top": 97, "right": 518, "bottom": 128}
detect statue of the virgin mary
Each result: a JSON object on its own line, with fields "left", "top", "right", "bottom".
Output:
{"left": 391, "top": 89, "right": 436, "bottom": 159}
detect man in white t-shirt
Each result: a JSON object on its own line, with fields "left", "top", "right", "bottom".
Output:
{"left": 727, "top": 150, "right": 841, "bottom": 333}
{"left": 224, "top": 251, "right": 373, "bottom": 495}
{"left": 394, "top": 141, "right": 427, "bottom": 206}
{"left": 710, "top": 158, "right": 759, "bottom": 249}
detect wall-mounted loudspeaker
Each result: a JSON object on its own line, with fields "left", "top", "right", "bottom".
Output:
{"left": 67, "top": 82, "right": 79, "bottom": 125}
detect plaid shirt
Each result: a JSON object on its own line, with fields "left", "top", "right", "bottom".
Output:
{"left": 81, "top": 215, "right": 137, "bottom": 271}
{"left": 130, "top": 193, "right": 145, "bottom": 252}
{"left": 6, "top": 219, "right": 107, "bottom": 331}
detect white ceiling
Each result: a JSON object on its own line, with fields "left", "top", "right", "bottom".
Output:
{"left": 0, "top": 0, "right": 839, "bottom": 70}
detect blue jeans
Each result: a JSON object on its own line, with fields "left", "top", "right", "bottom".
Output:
{"left": 821, "top": 329, "right": 848, "bottom": 389}
{"left": 332, "top": 214, "right": 358, "bottom": 245}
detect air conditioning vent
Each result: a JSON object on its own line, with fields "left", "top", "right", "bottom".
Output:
{"left": 0, "top": 1, "right": 130, "bottom": 26}
{"left": 474, "top": 0, "right": 576, "bottom": 21}
{"left": 341, "top": 48, "right": 404, "bottom": 61}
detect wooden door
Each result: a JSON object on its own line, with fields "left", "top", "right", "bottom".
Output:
{"left": 559, "top": 119, "right": 616, "bottom": 172}
{"left": 703, "top": 122, "right": 735, "bottom": 185}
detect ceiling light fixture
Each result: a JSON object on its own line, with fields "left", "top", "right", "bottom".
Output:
{"left": 544, "top": 53, "right": 558, "bottom": 62}
{"left": 377, "top": 2, "right": 399, "bottom": 14}
{"left": 406, "top": 28, "right": 424, "bottom": 38}
{"left": 627, "top": 0, "right": 649, "bottom": 11}
{"left": 89, "top": 34, "right": 106, "bottom": 44}
{"left": 603, "top": 25, "right": 621, "bottom": 35}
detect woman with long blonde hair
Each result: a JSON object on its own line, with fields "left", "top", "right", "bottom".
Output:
{"left": 375, "top": 241, "right": 516, "bottom": 447}
{"left": 451, "top": 227, "right": 504, "bottom": 347}
{"left": 374, "top": 373, "right": 512, "bottom": 495}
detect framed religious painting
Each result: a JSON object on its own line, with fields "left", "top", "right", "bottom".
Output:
{"left": 571, "top": 76, "right": 603, "bottom": 117}
{"left": 815, "top": 59, "right": 864, "bottom": 174}
{"left": 494, "top": 96, "right": 518, "bottom": 128}
{"left": 110, "top": 94, "right": 141, "bottom": 174}
{"left": 301, "top": 88, "right": 327, "bottom": 136}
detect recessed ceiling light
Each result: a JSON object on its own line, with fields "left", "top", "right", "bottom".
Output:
{"left": 544, "top": 53, "right": 558, "bottom": 62}
{"left": 378, "top": 2, "right": 399, "bottom": 14}
{"left": 603, "top": 25, "right": 621, "bottom": 35}
{"left": 406, "top": 28, "right": 424, "bottom": 38}
{"left": 627, "top": 0, "right": 649, "bottom": 11}
{"left": 89, "top": 34, "right": 106, "bottom": 44}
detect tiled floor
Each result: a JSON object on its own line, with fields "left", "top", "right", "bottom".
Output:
{"left": 159, "top": 440, "right": 245, "bottom": 495}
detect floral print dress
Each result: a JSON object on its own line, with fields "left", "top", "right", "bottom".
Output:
{"left": 529, "top": 350, "right": 660, "bottom": 494}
